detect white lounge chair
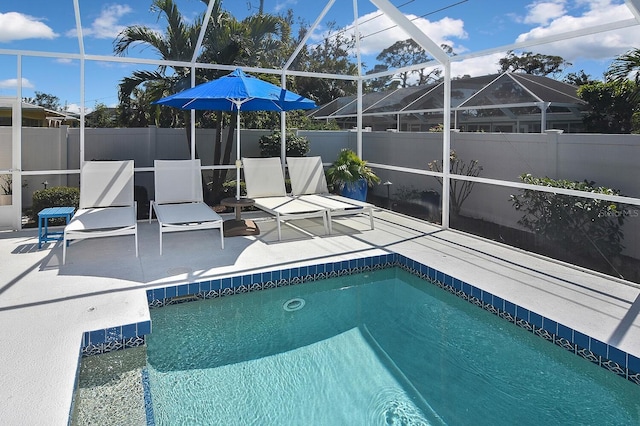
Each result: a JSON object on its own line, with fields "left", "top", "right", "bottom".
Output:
{"left": 242, "top": 157, "right": 328, "bottom": 240}
{"left": 286, "top": 156, "right": 375, "bottom": 233}
{"left": 150, "top": 159, "right": 224, "bottom": 255}
{"left": 63, "top": 160, "right": 138, "bottom": 264}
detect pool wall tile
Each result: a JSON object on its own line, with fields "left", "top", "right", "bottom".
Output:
{"left": 81, "top": 320, "right": 150, "bottom": 357}
{"left": 470, "top": 285, "right": 481, "bottom": 300}
{"left": 452, "top": 278, "right": 462, "bottom": 292}
{"left": 222, "top": 278, "right": 232, "bottom": 290}
{"left": 462, "top": 282, "right": 472, "bottom": 295}
{"left": 529, "top": 312, "right": 543, "bottom": 328}
{"left": 104, "top": 327, "right": 121, "bottom": 342}
{"left": 516, "top": 306, "right": 530, "bottom": 322}
{"left": 629, "top": 354, "right": 640, "bottom": 374}
{"left": 301, "top": 266, "right": 310, "bottom": 278}
{"left": 557, "top": 324, "right": 573, "bottom": 340}
{"left": 121, "top": 323, "right": 138, "bottom": 340}
{"left": 444, "top": 275, "right": 454, "bottom": 287}
{"left": 199, "top": 281, "right": 211, "bottom": 293}
{"left": 607, "top": 346, "right": 626, "bottom": 367}
{"left": 165, "top": 286, "right": 176, "bottom": 299}
{"left": 591, "top": 339, "right": 607, "bottom": 359}
{"left": 89, "top": 329, "right": 105, "bottom": 345}
{"left": 177, "top": 284, "right": 188, "bottom": 296}
{"left": 574, "top": 331, "right": 590, "bottom": 349}
{"left": 137, "top": 321, "right": 151, "bottom": 336}
{"left": 543, "top": 318, "right": 558, "bottom": 335}
{"left": 504, "top": 301, "right": 516, "bottom": 317}
{"left": 188, "top": 283, "right": 199, "bottom": 295}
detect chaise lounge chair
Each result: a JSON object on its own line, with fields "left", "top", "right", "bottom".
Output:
{"left": 286, "top": 156, "right": 375, "bottom": 233}
{"left": 63, "top": 160, "right": 138, "bottom": 264}
{"left": 150, "top": 159, "right": 224, "bottom": 255}
{"left": 242, "top": 157, "right": 328, "bottom": 240}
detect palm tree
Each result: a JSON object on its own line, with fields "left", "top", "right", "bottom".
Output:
{"left": 606, "top": 48, "right": 640, "bottom": 105}
{"left": 114, "top": 0, "right": 215, "bottom": 154}
{"left": 607, "top": 49, "right": 640, "bottom": 83}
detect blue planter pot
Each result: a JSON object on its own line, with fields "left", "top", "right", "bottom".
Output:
{"left": 340, "top": 179, "right": 368, "bottom": 201}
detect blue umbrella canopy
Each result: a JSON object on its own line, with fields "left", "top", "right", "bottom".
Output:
{"left": 155, "top": 68, "right": 317, "bottom": 200}
{"left": 154, "top": 68, "right": 316, "bottom": 112}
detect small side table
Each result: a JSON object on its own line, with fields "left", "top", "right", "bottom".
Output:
{"left": 38, "top": 207, "right": 75, "bottom": 249}
{"left": 220, "top": 197, "right": 260, "bottom": 237}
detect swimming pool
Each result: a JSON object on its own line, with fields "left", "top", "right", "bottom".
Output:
{"left": 82, "top": 267, "right": 640, "bottom": 425}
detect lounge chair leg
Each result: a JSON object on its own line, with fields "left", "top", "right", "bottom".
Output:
{"left": 159, "top": 229, "right": 163, "bottom": 255}
{"left": 220, "top": 226, "right": 224, "bottom": 249}
{"left": 135, "top": 230, "right": 139, "bottom": 257}
{"left": 327, "top": 212, "right": 332, "bottom": 234}
{"left": 369, "top": 207, "right": 374, "bottom": 230}
{"left": 276, "top": 214, "right": 282, "bottom": 241}
{"left": 148, "top": 201, "right": 154, "bottom": 223}
{"left": 62, "top": 236, "right": 67, "bottom": 265}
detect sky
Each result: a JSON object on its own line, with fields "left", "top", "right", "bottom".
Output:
{"left": 0, "top": 0, "right": 638, "bottom": 113}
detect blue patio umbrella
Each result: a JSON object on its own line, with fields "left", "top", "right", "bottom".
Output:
{"left": 155, "top": 68, "right": 317, "bottom": 200}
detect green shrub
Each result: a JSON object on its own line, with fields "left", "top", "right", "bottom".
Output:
{"left": 510, "top": 174, "right": 626, "bottom": 261}
{"left": 31, "top": 186, "right": 80, "bottom": 224}
{"left": 222, "top": 180, "right": 247, "bottom": 199}
{"left": 326, "top": 148, "right": 380, "bottom": 192}
{"left": 259, "top": 131, "right": 310, "bottom": 158}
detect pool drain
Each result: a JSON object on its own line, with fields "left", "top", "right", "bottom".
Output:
{"left": 283, "top": 298, "right": 305, "bottom": 312}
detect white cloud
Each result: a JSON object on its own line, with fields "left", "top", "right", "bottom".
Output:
{"left": 523, "top": 1, "right": 567, "bottom": 25}
{"left": 67, "top": 4, "right": 132, "bottom": 39}
{"left": 515, "top": 1, "right": 637, "bottom": 61}
{"left": 275, "top": 0, "right": 298, "bottom": 13}
{"left": 0, "top": 12, "right": 57, "bottom": 42}
{"left": 339, "top": 12, "right": 467, "bottom": 58}
{"left": 0, "top": 78, "right": 34, "bottom": 89}
{"left": 451, "top": 53, "right": 507, "bottom": 77}
{"left": 65, "top": 103, "right": 93, "bottom": 114}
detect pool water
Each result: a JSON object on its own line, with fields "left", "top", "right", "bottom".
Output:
{"left": 144, "top": 268, "right": 640, "bottom": 425}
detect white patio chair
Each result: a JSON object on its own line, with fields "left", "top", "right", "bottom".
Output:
{"left": 286, "top": 156, "right": 375, "bottom": 233}
{"left": 150, "top": 159, "right": 223, "bottom": 255}
{"left": 242, "top": 157, "right": 328, "bottom": 240}
{"left": 63, "top": 160, "right": 138, "bottom": 264}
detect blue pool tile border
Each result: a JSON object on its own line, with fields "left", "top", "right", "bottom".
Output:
{"left": 141, "top": 368, "right": 155, "bottom": 426}
{"left": 81, "top": 252, "right": 639, "bottom": 387}
{"left": 80, "top": 320, "right": 150, "bottom": 357}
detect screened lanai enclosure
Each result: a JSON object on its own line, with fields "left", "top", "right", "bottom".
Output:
{"left": 310, "top": 73, "right": 587, "bottom": 133}
{"left": 1, "top": 0, "right": 640, "bottom": 282}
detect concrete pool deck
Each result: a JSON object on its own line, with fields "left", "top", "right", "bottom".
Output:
{"left": 1, "top": 209, "right": 639, "bottom": 425}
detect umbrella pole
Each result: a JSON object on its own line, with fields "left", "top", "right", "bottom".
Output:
{"left": 236, "top": 108, "right": 241, "bottom": 200}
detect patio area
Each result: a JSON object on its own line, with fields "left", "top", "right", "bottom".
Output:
{"left": 1, "top": 208, "right": 639, "bottom": 424}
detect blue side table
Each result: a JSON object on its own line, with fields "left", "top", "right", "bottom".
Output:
{"left": 38, "top": 207, "right": 75, "bottom": 249}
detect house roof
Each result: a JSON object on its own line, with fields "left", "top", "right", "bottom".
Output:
{"left": 310, "top": 73, "right": 586, "bottom": 120}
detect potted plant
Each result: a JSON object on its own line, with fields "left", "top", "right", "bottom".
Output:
{"left": 326, "top": 149, "right": 380, "bottom": 201}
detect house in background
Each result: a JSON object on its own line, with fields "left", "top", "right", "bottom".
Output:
{"left": 0, "top": 100, "right": 79, "bottom": 127}
{"left": 310, "top": 73, "right": 587, "bottom": 133}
